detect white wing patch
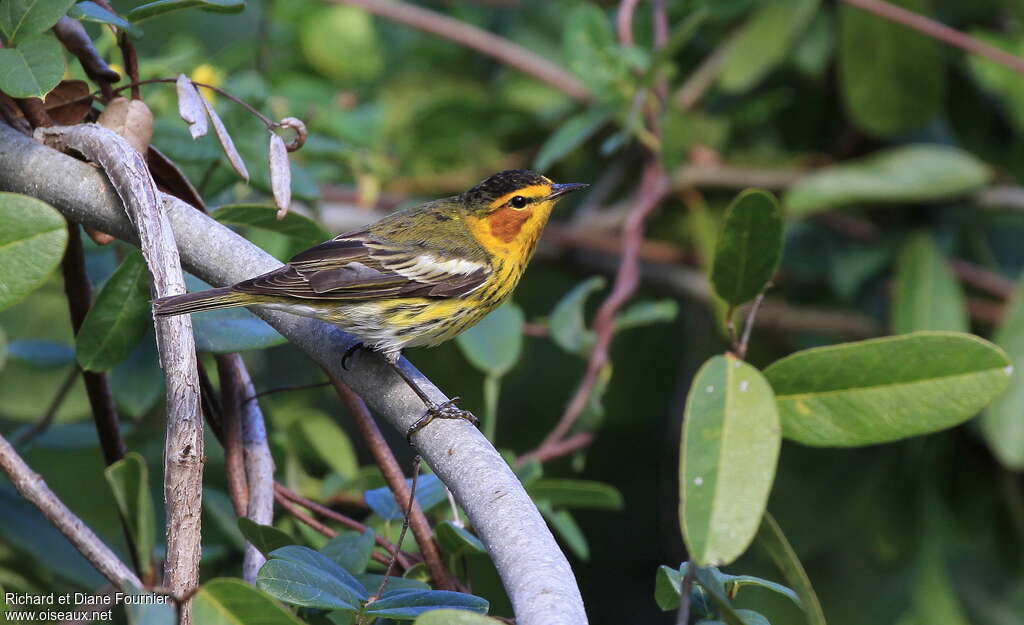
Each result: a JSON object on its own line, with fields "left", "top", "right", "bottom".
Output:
{"left": 388, "top": 254, "right": 490, "bottom": 283}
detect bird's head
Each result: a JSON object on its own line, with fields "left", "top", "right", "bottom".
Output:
{"left": 461, "top": 170, "right": 587, "bottom": 256}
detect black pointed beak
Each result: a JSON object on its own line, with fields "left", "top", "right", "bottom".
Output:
{"left": 547, "top": 182, "right": 589, "bottom": 200}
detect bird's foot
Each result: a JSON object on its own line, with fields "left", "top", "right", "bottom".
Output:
{"left": 406, "top": 397, "right": 478, "bottom": 442}
{"left": 342, "top": 342, "right": 367, "bottom": 371}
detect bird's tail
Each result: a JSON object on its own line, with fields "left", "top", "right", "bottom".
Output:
{"left": 153, "top": 287, "right": 251, "bottom": 316}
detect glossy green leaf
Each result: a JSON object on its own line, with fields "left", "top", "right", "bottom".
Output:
{"left": 68, "top": 2, "right": 143, "bottom": 38}
{"left": 364, "top": 474, "right": 446, "bottom": 521}
{"left": 413, "top": 610, "right": 503, "bottom": 625}
{"left": 213, "top": 204, "right": 330, "bottom": 251}
{"left": 321, "top": 529, "right": 375, "bottom": 574}
{"left": 527, "top": 479, "right": 623, "bottom": 510}
{"left": 533, "top": 107, "right": 612, "bottom": 171}
{"left": 655, "top": 565, "right": 683, "bottom": 611}
{"left": 549, "top": 276, "right": 605, "bottom": 356}
{"left": 0, "top": 193, "right": 67, "bottom": 312}
{"left": 838, "top": 0, "right": 944, "bottom": 136}
{"left": 756, "top": 513, "right": 827, "bottom": 625}
{"left": 538, "top": 503, "right": 588, "bottom": 560}
{"left": 765, "top": 332, "right": 1012, "bottom": 446}
{"left": 237, "top": 519, "right": 297, "bottom": 558}
{"left": 104, "top": 452, "right": 155, "bottom": 577}
{"left": 192, "top": 578, "right": 305, "bottom": 625}
{"left": 455, "top": 302, "right": 524, "bottom": 377}
{"left": 0, "top": 0, "right": 76, "bottom": 44}
{"left": 719, "top": 0, "right": 820, "bottom": 92}
{"left": 982, "top": 274, "right": 1024, "bottom": 469}
{"left": 0, "top": 34, "right": 64, "bottom": 99}
{"left": 692, "top": 566, "right": 747, "bottom": 625}
{"left": 362, "top": 589, "right": 489, "bottom": 620}
{"left": 711, "top": 189, "right": 784, "bottom": 306}
{"left": 784, "top": 145, "right": 992, "bottom": 217}
{"left": 258, "top": 546, "right": 368, "bottom": 610}
{"left": 76, "top": 252, "right": 151, "bottom": 372}
{"left": 126, "top": 0, "right": 245, "bottom": 23}
{"left": 614, "top": 299, "right": 678, "bottom": 332}
{"left": 680, "top": 355, "right": 781, "bottom": 566}
{"left": 6, "top": 338, "right": 73, "bottom": 368}
{"left": 891, "top": 233, "right": 968, "bottom": 334}
{"left": 435, "top": 521, "right": 486, "bottom": 557}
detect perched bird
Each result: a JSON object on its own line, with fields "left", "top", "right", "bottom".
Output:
{"left": 154, "top": 169, "right": 587, "bottom": 437}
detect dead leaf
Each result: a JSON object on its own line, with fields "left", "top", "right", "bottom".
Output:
{"left": 268, "top": 132, "right": 291, "bottom": 218}
{"left": 175, "top": 74, "right": 208, "bottom": 140}
{"left": 85, "top": 226, "right": 116, "bottom": 246}
{"left": 278, "top": 116, "right": 308, "bottom": 151}
{"left": 200, "top": 95, "right": 249, "bottom": 182}
{"left": 42, "top": 80, "right": 93, "bottom": 124}
{"left": 97, "top": 97, "right": 153, "bottom": 155}
{"left": 148, "top": 145, "right": 207, "bottom": 212}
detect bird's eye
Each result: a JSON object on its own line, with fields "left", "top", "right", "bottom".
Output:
{"left": 510, "top": 195, "right": 528, "bottom": 209}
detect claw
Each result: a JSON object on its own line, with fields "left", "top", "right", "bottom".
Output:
{"left": 342, "top": 342, "right": 366, "bottom": 371}
{"left": 406, "top": 397, "right": 478, "bottom": 442}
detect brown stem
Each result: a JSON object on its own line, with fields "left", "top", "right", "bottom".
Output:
{"left": 951, "top": 259, "right": 1014, "bottom": 299}
{"left": 842, "top": 0, "right": 1024, "bottom": 74}
{"left": 15, "top": 98, "right": 52, "bottom": 128}
{"left": 675, "top": 563, "right": 695, "bottom": 625}
{"left": 519, "top": 432, "right": 594, "bottom": 465}
{"left": 328, "top": 375, "right": 455, "bottom": 589}
{"left": 616, "top": 0, "right": 642, "bottom": 46}
{"left": 216, "top": 354, "right": 249, "bottom": 518}
{"left": 61, "top": 224, "right": 126, "bottom": 466}
{"left": 52, "top": 17, "right": 118, "bottom": 100}
{"left": 737, "top": 290, "right": 768, "bottom": 360}
{"left": 326, "top": 0, "right": 591, "bottom": 101}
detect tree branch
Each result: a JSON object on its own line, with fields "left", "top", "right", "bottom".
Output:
{"left": 0, "top": 122, "right": 587, "bottom": 625}
{"left": 34, "top": 124, "right": 205, "bottom": 622}
{"left": 0, "top": 433, "right": 142, "bottom": 590}
{"left": 326, "top": 0, "right": 591, "bottom": 102}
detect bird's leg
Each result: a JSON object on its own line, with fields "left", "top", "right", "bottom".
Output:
{"left": 383, "top": 352, "right": 478, "bottom": 442}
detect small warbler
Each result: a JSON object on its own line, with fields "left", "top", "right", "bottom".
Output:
{"left": 154, "top": 170, "right": 587, "bottom": 437}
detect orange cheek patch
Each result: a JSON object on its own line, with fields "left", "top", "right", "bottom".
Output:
{"left": 489, "top": 207, "right": 532, "bottom": 243}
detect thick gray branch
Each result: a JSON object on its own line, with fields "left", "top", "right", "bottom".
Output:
{"left": 34, "top": 124, "right": 205, "bottom": 621}
{"left": 0, "top": 123, "right": 587, "bottom": 625}
{"left": 0, "top": 434, "right": 142, "bottom": 590}
{"left": 235, "top": 356, "right": 275, "bottom": 583}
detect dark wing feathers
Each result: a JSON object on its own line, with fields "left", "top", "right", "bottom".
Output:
{"left": 232, "top": 230, "right": 491, "bottom": 301}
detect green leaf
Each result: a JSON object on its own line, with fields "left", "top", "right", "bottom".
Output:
{"left": 5, "top": 339, "right": 73, "bottom": 368}
{"left": 0, "top": 193, "right": 67, "bottom": 312}
{"left": 126, "top": 0, "right": 245, "bottom": 23}
{"left": 203, "top": 488, "right": 247, "bottom": 550}
{"left": 0, "top": 34, "right": 65, "bottom": 99}
{"left": 435, "top": 521, "right": 486, "bottom": 557}
{"left": 258, "top": 546, "right": 368, "bottom": 610}
{"left": 109, "top": 331, "right": 164, "bottom": 418}
{"left": 890, "top": 233, "right": 968, "bottom": 334}
{"left": 655, "top": 565, "right": 683, "bottom": 611}
{"left": 562, "top": 3, "right": 620, "bottom": 93}
{"left": 413, "top": 610, "right": 503, "bottom": 625}
{"left": 192, "top": 578, "right": 305, "bottom": 625}
{"left": 764, "top": 332, "right": 1012, "bottom": 446}
{"left": 538, "top": 503, "right": 589, "bottom": 560}
{"left": 362, "top": 589, "right": 489, "bottom": 620}
{"left": 299, "top": 5, "right": 383, "bottom": 84}
{"left": 237, "top": 519, "right": 297, "bottom": 558}
{"left": 123, "top": 589, "right": 175, "bottom": 625}
{"left": 838, "top": 0, "right": 944, "bottom": 136}
{"left": 711, "top": 189, "right": 784, "bottom": 306}
{"left": 68, "top": 2, "right": 142, "bottom": 38}
{"left": 982, "top": 274, "right": 1024, "bottom": 469}
{"left": 784, "top": 145, "right": 992, "bottom": 217}
{"left": 719, "top": 0, "right": 821, "bottom": 92}
{"left": 455, "top": 302, "right": 524, "bottom": 377}
{"left": 614, "top": 299, "right": 678, "bottom": 332}
{"left": 213, "top": 204, "right": 330, "bottom": 253}
{"left": 364, "top": 474, "right": 446, "bottom": 521}
{"left": 533, "top": 107, "right": 612, "bottom": 171}
{"left": 691, "top": 566, "right": 748, "bottom": 625}
{"left": 725, "top": 574, "right": 801, "bottom": 608}
{"left": 104, "top": 452, "right": 155, "bottom": 578}
{"left": 680, "top": 355, "right": 781, "bottom": 566}
{"left": 965, "top": 30, "right": 1024, "bottom": 133}
{"left": 290, "top": 411, "right": 360, "bottom": 481}
{"left": 912, "top": 540, "right": 970, "bottom": 625}
{"left": 755, "top": 513, "right": 827, "bottom": 625}
{"left": 355, "top": 574, "right": 430, "bottom": 595}
{"left": 527, "top": 479, "right": 623, "bottom": 510}
{"left": 321, "top": 529, "right": 375, "bottom": 574}
{"left": 549, "top": 276, "right": 605, "bottom": 356}
{"left": 0, "top": 0, "right": 76, "bottom": 44}
{"left": 76, "top": 252, "right": 151, "bottom": 371}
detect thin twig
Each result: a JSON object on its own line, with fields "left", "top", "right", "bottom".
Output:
{"left": 14, "top": 366, "right": 80, "bottom": 447}
{"left": 951, "top": 259, "right": 1014, "bottom": 299}
{"left": 372, "top": 455, "right": 422, "bottom": 606}
{"left": 675, "top": 563, "right": 695, "bottom": 625}
{"left": 327, "top": 0, "right": 591, "bottom": 101}
{"left": 737, "top": 290, "right": 768, "bottom": 360}
{"left": 274, "top": 489, "right": 337, "bottom": 537}
{"left": 329, "top": 375, "right": 456, "bottom": 589}
{"left": 616, "top": 0, "right": 642, "bottom": 47}
{"left": 842, "top": 0, "right": 1024, "bottom": 75}
{"left": 0, "top": 433, "right": 142, "bottom": 590}
{"left": 246, "top": 380, "right": 332, "bottom": 402}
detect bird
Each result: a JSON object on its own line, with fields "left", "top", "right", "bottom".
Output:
{"left": 154, "top": 169, "right": 587, "bottom": 439}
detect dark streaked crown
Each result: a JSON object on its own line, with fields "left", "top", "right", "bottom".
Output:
{"left": 461, "top": 170, "right": 549, "bottom": 205}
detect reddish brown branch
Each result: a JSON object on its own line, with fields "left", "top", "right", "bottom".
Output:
{"left": 216, "top": 355, "right": 249, "bottom": 518}
{"left": 15, "top": 99, "right": 52, "bottom": 128}
{"left": 328, "top": 376, "right": 455, "bottom": 589}
{"left": 842, "top": 0, "right": 1024, "bottom": 74}
{"left": 951, "top": 259, "right": 1015, "bottom": 300}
